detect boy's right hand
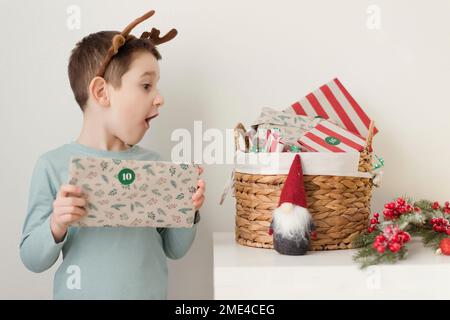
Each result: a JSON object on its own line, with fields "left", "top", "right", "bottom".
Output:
{"left": 50, "top": 184, "right": 87, "bottom": 243}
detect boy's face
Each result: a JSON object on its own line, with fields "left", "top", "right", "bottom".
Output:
{"left": 106, "top": 51, "right": 164, "bottom": 145}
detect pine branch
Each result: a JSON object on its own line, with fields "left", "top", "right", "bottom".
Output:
{"left": 352, "top": 230, "right": 378, "bottom": 248}
{"left": 413, "top": 227, "right": 447, "bottom": 249}
{"left": 353, "top": 246, "right": 409, "bottom": 269}
{"left": 397, "top": 213, "right": 426, "bottom": 229}
{"left": 414, "top": 199, "right": 433, "bottom": 212}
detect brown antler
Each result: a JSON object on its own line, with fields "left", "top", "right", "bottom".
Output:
{"left": 96, "top": 10, "right": 156, "bottom": 77}
{"left": 140, "top": 27, "right": 178, "bottom": 45}
{"left": 121, "top": 10, "right": 155, "bottom": 37}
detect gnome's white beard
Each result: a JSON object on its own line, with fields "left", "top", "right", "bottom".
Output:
{"left": 272, "top": 205, "right": 312, "bottom": 241}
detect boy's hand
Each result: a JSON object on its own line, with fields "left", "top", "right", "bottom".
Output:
{"left": 192, "top": 167, "right": 205, "bottom": 210}
{"left": 50, "top": 184, "right": 87, "bottom": 243}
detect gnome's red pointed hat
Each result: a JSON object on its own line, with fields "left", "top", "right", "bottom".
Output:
{"left": 269, "top": 153, "right": 316, "bottom": 240}
{"left": 278, "top": 154, "right": 307, "bottom": 208}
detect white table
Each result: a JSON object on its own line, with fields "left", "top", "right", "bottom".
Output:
{"left": 213, "top": 232, "right": 450, "bottom": 299}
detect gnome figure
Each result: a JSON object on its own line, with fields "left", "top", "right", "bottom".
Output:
{"left": 269, "top": 154, "right": 317, "bottom": 255}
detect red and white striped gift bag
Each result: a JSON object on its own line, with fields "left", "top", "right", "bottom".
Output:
{"left": 299, "top": 120, "right": 367, "bottom": 153}
{"left": 285, "top": 78, "right": 378, "bottom": 138}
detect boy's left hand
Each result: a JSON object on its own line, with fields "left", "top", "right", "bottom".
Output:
{"left": 192, "top": 167, "right": 205, "bottom": 210}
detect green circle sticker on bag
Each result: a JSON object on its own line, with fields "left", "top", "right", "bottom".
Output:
{"left": 325, "top": 136, "right": 341, "bottom": 146}
{"left": 118, "top": 168, "right": 135, "bottom": 185}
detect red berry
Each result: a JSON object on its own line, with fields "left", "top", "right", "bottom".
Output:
{"left": 370, "top": 218, "right": 377, "bottom": 224}
{"left": 439, "top": 238, "right": 450, "bottom": 255}
{"left": 376, "top": 246, "right": 386, "bottom": 254}
{"left": 397, "top": 232, "right": 410, "bottom": 244}
{"left": 383, "top": 209, "right": 393, "bottom": 219}
{"left": 445, "top": 201, "right": 449, "bottom": 208}
{"left": 385, "top": 202, "right": 395, "bottom": 209}
{"left": 389, "top": 242, "right": 401, "bottom": 253}
{"left": 433, "top": 202, "right": 440, "bottom": 210}
{"left": 403, "top": 232, "right": 411, "bottom": 242}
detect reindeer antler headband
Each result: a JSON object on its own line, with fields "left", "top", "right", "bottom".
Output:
{"left": 96, "top": 10, "right": 177, "bottom": 77}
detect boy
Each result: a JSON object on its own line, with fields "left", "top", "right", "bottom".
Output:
{"left": 19, "top": 10, "right": 205, "bottom": 299}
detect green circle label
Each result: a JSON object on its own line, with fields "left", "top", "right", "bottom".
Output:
{"left": 118, "top": 168, "right": 135, "bottom": 185}
{"left": 325, "top": 136, "right": 341, "bottom": 146}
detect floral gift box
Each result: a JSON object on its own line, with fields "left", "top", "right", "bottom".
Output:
{"left": 68, "top": 156, "right": 199, "bottom": 228}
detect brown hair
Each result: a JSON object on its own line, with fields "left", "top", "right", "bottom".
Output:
{"left": 68, "top": 31, "right": 161, "bottom": 110}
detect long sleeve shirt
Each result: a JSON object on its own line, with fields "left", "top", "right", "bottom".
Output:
{"left": 20, "top": 142, "right": 197, "bottom": 299}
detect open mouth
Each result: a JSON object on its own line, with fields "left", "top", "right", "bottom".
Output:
{"left": 145, "top": 114, "right": 159, "bottom": 127}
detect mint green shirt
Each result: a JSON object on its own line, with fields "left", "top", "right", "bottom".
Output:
{"left": 20, "top": 142, "right": 198, "bottom": 299}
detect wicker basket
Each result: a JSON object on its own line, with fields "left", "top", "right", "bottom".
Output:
{"left": 233, "top": 121, "right": 375, "bottom": 250}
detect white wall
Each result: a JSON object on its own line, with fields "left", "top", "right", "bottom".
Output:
{"left": 1, "top": 0, "right": 449, "bottom": 299}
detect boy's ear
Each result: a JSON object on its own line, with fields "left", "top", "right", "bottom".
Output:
{"left": 88, "top": 76, "right": 110, "bottom": 107}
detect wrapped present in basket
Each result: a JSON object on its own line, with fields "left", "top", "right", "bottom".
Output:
{"left": 251, "top": 107, "right": 322, "bottom": 151}
{"left": 254, "top": 107, "right": 319, "bottom": 130}
{"left": 299, "top": 119, "right": 367, "bottom": 153}
{"left": 255, "top": 124, "right": 309, "bottom": 151}
{"left": 284, "top": 78, "right": 378, "bottom": 138}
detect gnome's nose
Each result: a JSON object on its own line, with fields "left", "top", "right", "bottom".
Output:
{"left": 280, "top": 202, "right": 293, "bottom": 213}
